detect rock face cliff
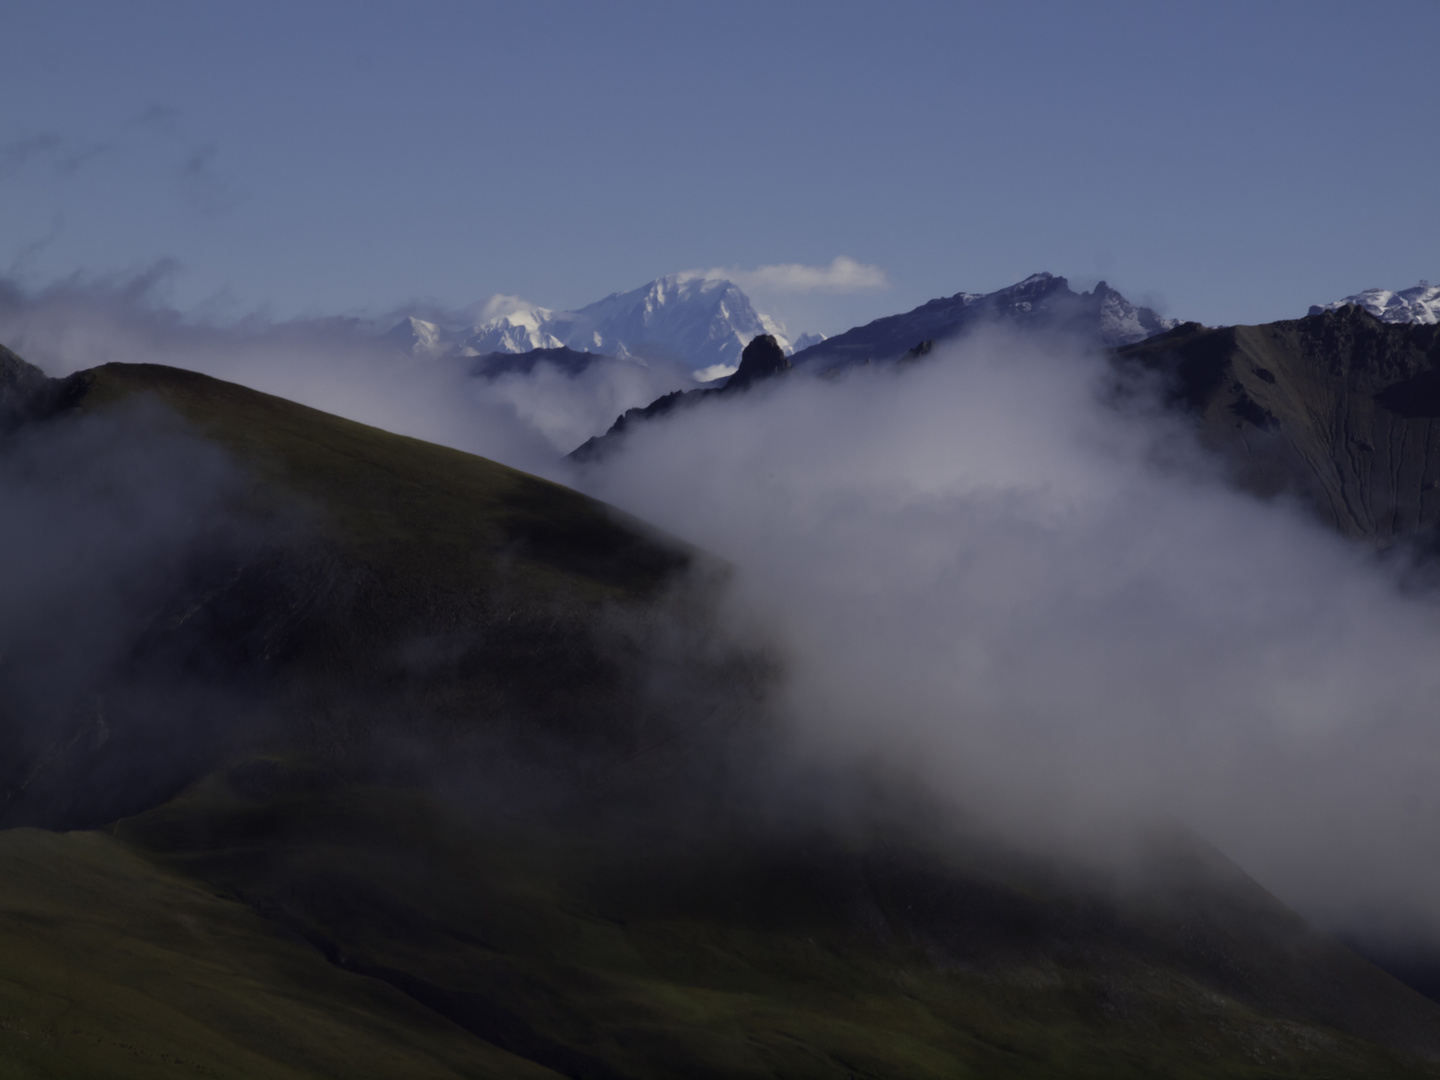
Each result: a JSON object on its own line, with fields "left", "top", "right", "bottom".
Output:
{"left": 1117, "top": 306, "right": 1440, "bottom": 542}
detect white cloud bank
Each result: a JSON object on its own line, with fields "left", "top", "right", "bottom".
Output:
{"left": 578, "top": 328, "right": 1440, "bottom": 945}
{"left": 683, "top": 256, "right": 890, "bottom": 295}
{"left": 472, "top": 293, "right": 547, "bottom": 321}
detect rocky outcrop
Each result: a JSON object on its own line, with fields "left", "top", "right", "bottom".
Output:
{"left": 723, "top": 334, "right": 790, "bottom": 391}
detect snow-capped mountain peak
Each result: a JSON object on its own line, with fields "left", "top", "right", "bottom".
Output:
{"left": 552, "top": 274, "right": 794, "bottom": 366}
{"left": 1091, "top": 280, "right": 1177, "bottom": 345}
{"left": 384, "top": 274, "right": 804, "bottom": 374}
{"left": 1310, "top": 281, "right": 1439, "bottom": 325}
{"left": 459, "top": 306, "right": 564, "bottom": 356}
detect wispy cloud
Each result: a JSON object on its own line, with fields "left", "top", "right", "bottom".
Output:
{"left": 178, "top": 142, "right": 235, "bottom": 216}
{"left": 475, "top": 293, "right": 545, "bottom": 320}
{"left": 1, "top": 134, "right": 62, "bottom": 169}
{"left": 580, "top": 329, "right": 1440, "bottom": 944}
{"left": 0, "top": 133, "right": 111, "bottom": 179}
{"left": 684, "top": 256, "right": 890, "bottom": 295}
{"left": 0, "top": 107, "right": 235, "bottom": 215}
{"left": 130, "top": 103, "right": 181, "bottom": 128}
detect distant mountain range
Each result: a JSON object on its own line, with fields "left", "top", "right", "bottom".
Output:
{"left": 568, "top": 273, "right": 1180, "bottom": 458}
{"left": 385, "top": 274, "right": 797, "bottom": 379}
{"left": 385, "top": 271, "right": 1174, "bottom": 389}
{"left": 1311, "top": 281, "right": 1440, "bottom": 325}
{"left": 790, "top": 273, "right": 1176, "bottom": 373}
{"left": 570, "top": 287, "right": 1440, "bottom": 528}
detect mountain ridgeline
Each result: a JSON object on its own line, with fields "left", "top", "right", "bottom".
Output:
{"left": 566, "top": 273, "right": 1178, "bottom": 460}
{"left": 789, "top": 272, "right": 1175, "bottom": 372}
{"left": 567, "top": 283, "right": 1440, "bottom": 552}
{"left": 0, "top": 352, "right": 709, "bottom": 832}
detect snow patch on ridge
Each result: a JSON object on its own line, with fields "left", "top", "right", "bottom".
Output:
{"left": 1311, "top": 282, "right": 1440, "bottom": 325}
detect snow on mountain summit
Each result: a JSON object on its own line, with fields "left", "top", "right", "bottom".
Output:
{"left": 524, "top": 273, "right": 793, "bottom": 369}
{"left": 1310, "top": 281, "right": 1440, "bottom": 325}
{"left": 384, "top": 274, "right": 804, "bottom": 374}
{"left": 1092, "top": 280, "right": 1177, "bottom": 345}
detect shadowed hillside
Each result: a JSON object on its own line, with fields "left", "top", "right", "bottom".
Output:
{"left": 1, "top": 359, "right": 715, "bottom": 831}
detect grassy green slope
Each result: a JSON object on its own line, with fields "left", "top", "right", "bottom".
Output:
{"left": 0, "top": 826, "right": 562, "bottom": 1080}
{"left": 51, "top": 364, "right": 714, "bottom": 794}
{"left": 7, "top": 765, "right": 1437, "bottom": 1080}
{"left": 62, "top": 769, "right": 1440, "bottom": 1080}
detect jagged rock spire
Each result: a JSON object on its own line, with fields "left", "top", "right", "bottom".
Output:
{"left": 724, "top": 334, "right": 790, "bottom": 392}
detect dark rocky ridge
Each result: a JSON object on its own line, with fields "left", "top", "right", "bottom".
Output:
{"left": 791, "top": 272, "right": 1173, "bottom": 372}
{"left": 575, "top": 305, "right": 1440, "bottom": 553}
{"left": 568, "top": 277, "right": 1174, "bottom": 457}
{"left": 569, "top": 333, "right": 791, "bottom": 462}
{"left": 1117, "top": 305, "right": 1440, "bottom": 543}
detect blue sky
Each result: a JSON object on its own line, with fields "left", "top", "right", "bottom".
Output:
{"left": 1, "top": 0, "right": 1436, "bottom": 336}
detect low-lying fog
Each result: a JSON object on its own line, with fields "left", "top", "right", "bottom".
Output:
{"left": 5, "top": 272, "right": 1440, "bottom": 949}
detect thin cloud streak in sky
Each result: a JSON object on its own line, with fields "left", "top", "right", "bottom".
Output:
{"left": 684, "top": 256, "right": 890, "bottom": 295}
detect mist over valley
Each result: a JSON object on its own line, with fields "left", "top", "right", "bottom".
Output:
{"left": 4, "top": 261, "right": 1440, "bottom": 1076}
